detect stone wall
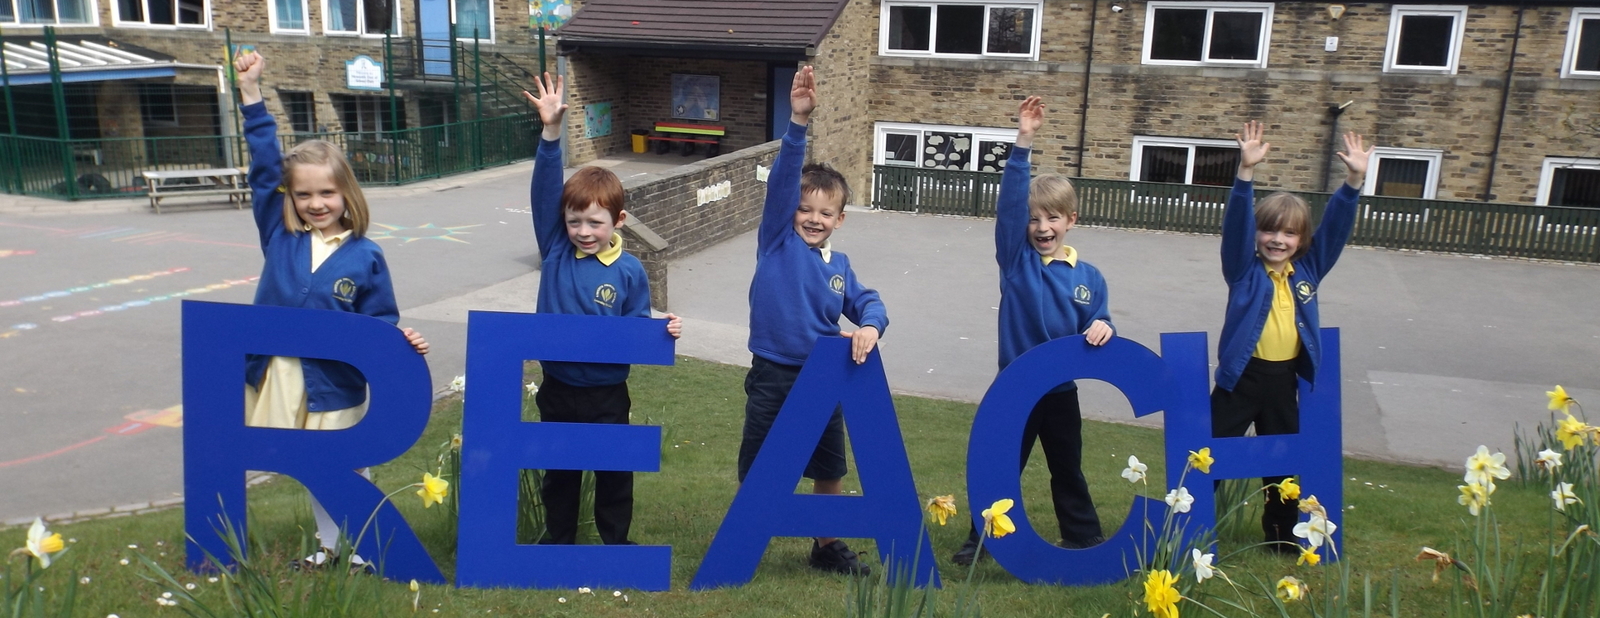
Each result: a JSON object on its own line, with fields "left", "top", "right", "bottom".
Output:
{"left": 807, "top": 0, "right": 878, "bottom": 206}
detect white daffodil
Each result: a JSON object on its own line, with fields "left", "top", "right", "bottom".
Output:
{"left": 1553, "top": 482, "right": 1581, "bottom": 512}
{"left": 1463, "top": 445, "right": 1510, "bottom": 488}
{"left": 1293, "top": 513, "right": 1339, "bottom": 548}
{"left": 24, "top": 518, "right": 66, "bottom": 568}
{"left": 526, "top": 381, "right": 539, "bottom": 395}
{"left": 1164, "top": 487, "right": 1194, "bottom": 513}
{"left": 1536, "top": 449, "right": 1563, "bottom": 472}
{"left": 1122, "top": 455, "right": 1148, "bottom": 484}
{"left": 1190, "top": 548, "right": 1216, "bottom": 583}
{"left": 449, "top": 375, "right": 465, "bottom": 393}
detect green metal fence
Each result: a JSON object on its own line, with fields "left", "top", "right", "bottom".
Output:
{"left": 0, "top": 113, "right": 539, "bottom": 200}
{"left": 873, "top": 165, "right": 1600, "bottom": 263}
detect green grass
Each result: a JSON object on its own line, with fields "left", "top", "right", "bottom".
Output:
{"left": 3, "top": 357, "right": 1568, "bottom": 617}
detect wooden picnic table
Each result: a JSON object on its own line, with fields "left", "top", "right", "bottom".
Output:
{"left": 142, "top": 168, "right": 249, "bottom": 213}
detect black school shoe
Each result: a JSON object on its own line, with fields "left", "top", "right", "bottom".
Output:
{"left": 950, "top": 538, "right": 988, "bottom": 566}
{"left": 810, "top": 540, "right": 871, "bottom": 576}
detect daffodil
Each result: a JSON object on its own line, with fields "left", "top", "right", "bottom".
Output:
{"left": 1553, "top": 482, "right": 1581, "bottom": 512}
{"left": 449, "top": 375, "right": 465, "bottom": 393}
{"left": 925, "top": 495, "right": 957, "bottom": 527}
{"left": 1548, "top": 385, "right": 1577, "bottom": 413}
{"left": 1297, "top": 495, "right": 1324, "bottom": 517}
{"left": 1187, "top": 447, "right": 1214, "bottom": 474}
{"left": 1536, "top": 449, "right": 1563, "bottom": 472}
{"left": 1557, "top": 413, "right": 1590, "bottom": 451}
{"left": 22, "top": 518, "right": 65, "bottom": 568}
{"left": 1297, "top": 546, "right": 1321, "bottom": 566}
{"left": 449, "top": 434, "right": 463, "bottom": 451}
{"left": 410, "top": 579, "right": 421, "bottom": 613}
{"left": 1276, "top": 576, "right": 1307, "bottom": 603}
{"left": 1415, "top": 547, "right": 1466, "bottom": 582}
{"left": 1458, "top": 482, "right": 1491, "bottom": 516}
{"left": 982, "top": 498, "right": 1016, "bottom": 539}
{"left": 1191, "top": 548, "right": 1215, "bottom": 583}
{"left": 1277, "top": 478, "right": 1301, "bottom": 502}
{"left": 1121, "top": 455, "right": 1147, "bottom": 484}
{"left": 1164, "top": 487, "right": 1194, "bottom": 513}
{"left": 1292, "top": 513, "right": 1337, "bottom": 548}
{"left": 525, "top": 381, "right": 539, "bottom": 395}
{"left": 1142, "top": 569, "right": 1180, "bottom": 618}
{"left": 417, "top": 472, "right": 450, "bottom": 508}
{"left": 1463, "top": 445, "right": 1511, "bottom": 488}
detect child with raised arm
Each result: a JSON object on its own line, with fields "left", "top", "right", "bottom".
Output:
{"left": 737, "top": 65, "right": 887, "bottom": 576}
{"left": 952, "top": 96, "right": 1114, "bottom": 566}
{"left": 1213, "top": 121, "right": 1370, "bottom": 554}
{"left": 234, "top": 50, "right": 430, "bottom": 569}
{"left": 523, "top": 73, "right": 682, "bottom": 547}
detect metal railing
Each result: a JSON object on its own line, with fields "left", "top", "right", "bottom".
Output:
{"left": 873, "top": 165, "right": 1600, "bottom": 262}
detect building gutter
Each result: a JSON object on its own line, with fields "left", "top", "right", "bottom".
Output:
{"left": 1074, "top": 0, "right": 1099, "bottom": 178}
{"left": 1482, "top": 3, "right": 1524, "bottom": 202}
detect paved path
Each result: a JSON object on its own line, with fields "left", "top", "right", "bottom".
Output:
{"left": 2, "top": 155, "right": 1597, "bottom": 524}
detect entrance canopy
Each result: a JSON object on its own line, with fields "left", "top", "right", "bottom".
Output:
{"left": 556, "top": 0, "right": 849, "bottom": 61}
{"left": 1, "top": 36, "right": 185, "bottom": 86}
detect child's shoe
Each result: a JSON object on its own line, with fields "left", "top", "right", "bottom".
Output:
{"left": 809, "top": 539, "right": 871, "bottom": 576}
{"left": 950, "top": 539, "right": 988, "bottom": 566}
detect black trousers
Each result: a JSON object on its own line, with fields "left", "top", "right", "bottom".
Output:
{"left": 968, "top": 389, "right": 1103, "bottom": 545}
{"left": 1211, "top": 357, "right": 1301, "bottom": 543}
{"left": 535, "top": 376, "right": 634, "bottom": 545}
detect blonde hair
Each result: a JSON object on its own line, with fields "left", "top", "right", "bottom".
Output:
{"left": 1029, "top": 174, "right": 1078, "bottom": 218}
{"left": 281, "top": 140, "right": 370, "bottom": 237}
{"left": 1255, "top": 191, "right": 1312, "bottom": 260}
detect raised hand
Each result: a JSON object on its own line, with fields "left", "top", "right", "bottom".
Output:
{"left": 1334, "top": 130, "right": 1373, "bottom": 186}
{"left": 1235, "top": 120, "right": 1272, "bottom": 180}
{"left": 790, "top": 65, "right": 817, "bottom": 125}
{"left": 1016, "top": 96, "right": 1044, "bottom": 149}
{"left": 523, "top": 72, "right": 568, "bottom": 140}
{"left": 234, "top": 49, "right": 264, "bottom": 105}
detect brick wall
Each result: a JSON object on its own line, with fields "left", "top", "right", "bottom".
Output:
{"left": 619, "top": 140, "right": 781, "bottom": 310}
{"left": 564, "top": 55, "right": 630, "bottom": 163}
{"left": 807, "top": 0, "right": 877, "bottom": 206}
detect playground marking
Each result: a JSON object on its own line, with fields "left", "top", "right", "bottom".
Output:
{"left": 0, "top": 250, "right": 36, "bottom": 258}
{"left": 1, "top": 268, "right": 189, "bottom": 308}
{"left": 368, "top": 222, "right": 482, "bottom": 244}
{"left": 0, "top": 406, "right": 183, "bottom": 469}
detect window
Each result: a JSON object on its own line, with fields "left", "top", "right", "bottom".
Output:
{"left": 114, "top": 0, "right": 206, "bottom": 27}
{"left": 1562, "top": 8, "right": 1600, "bottom": 78}
{"left": 281, "top": 91, "right": 316, "bottom": 133}
{"left": 332, "top": 94, "right": 405, "bottom": 133}
{"left": 1, "top": 0, "right": 94, "bottom": 25}
{"left": 1539, "top": 158, "right": 1600, "bottom": 207}
{"left": 1143, "top": 2, "right": 1273, "bottom": 68}
{"left": 269, "top": 0, "right": 307, "bottom": 33}
{"left": 880, "top": 1, "right": 1041, "bottom": 60}
{"left": 1384, "top": 5, "right": 1466, "bottom": 74}
{"left": 874, "top": 123, "right": 1017, "bottom": 172}
{"left": 454, "top": 0, "right": 491, "bottom": 40}
{"left": 1363, "top": 148, "right": 1442, "bottom": 199}
{"left": 324, "top": 0, "right": 399, "bottom": 36}
{"left": 1130, "top": 137, "right": 1239, "bottom": 186}
{"left": 139, "top": 84, "right": 179, "bottom": 127}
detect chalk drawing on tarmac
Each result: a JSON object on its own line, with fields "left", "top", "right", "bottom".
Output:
{"left": 367, "top": 223, "right": 482, "bottom": 244}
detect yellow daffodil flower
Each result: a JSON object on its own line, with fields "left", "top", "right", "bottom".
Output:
{"left": 417, "top": 472, "right": 450, "bottom": 508}
{"left": 23, "top": 518, "right": 65, "bottom": 568}
{"left": 1122, "top": 455, "right": 1148, "bottom": 484}
{"left": 1458, "top": 483, "right": 1490, "bottom": 517}
{"left": 1548, "top": 385, "right": 1577, "bottom": 413}
{"left": 1298, "top": 546, "right": 1321, "bottom": 566}
{"left": 1164, "top": 487, "right": 1194, "bottom": 514}
{"left": 1190, "top": 548, "right": 1216, "bottom": 583}
{"left": 1536, "top": 449, "right": 1562, "bottom": 472}
{"left": 1187, "top": 447, "right": 1214, "bottom": 474}
{"left": 925, "top": 495, "right": 957, "bottom": 527}
{"left": 1463, "top": 445, "right": 1511, "bottom": 488}
{"left": 1143, "top": 569, "right": 1180, "bottom": 618}
{"left": 1276, "top": 576, "right": 1307, "bottom": 602}
{"left": 1553, "top": 482, "right": 1581, "bottom": 512}
{"left": 982, "top": 498, "right": 1016, "bottom": 539}
{"left": 1293, "top": 513, "right": 1337, "bottom": 548}
{"left": 1277, "top": 478, "right": 1302, "bottom": 502}
{"left": 1297, "top": 495, "right": 1324, "bottom": 517}
{"left": 1557, "top": 413, "right": 1590, "bottom": 451}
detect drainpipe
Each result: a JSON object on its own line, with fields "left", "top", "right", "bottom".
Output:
{"left": 1074, "top": 0, "right": 1099, "bottom": 178}
{"left": 1482, "top": 4, "right": 1524, "bottom": 202}
{"left": 1321, "top": 100, "right": 1353, "bottom": 192}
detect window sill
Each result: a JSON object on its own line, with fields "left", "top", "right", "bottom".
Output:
{"left": 874, "top": 55, "right": 1046, "bottom": 72}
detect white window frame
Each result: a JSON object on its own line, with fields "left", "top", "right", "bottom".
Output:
{"left": 1129, "top": 136, "right": 1239, "bottom": 185}
{"left": 321, "top": 0, "right": 403, "bottom": 37}
{"left": 877, "top": 1, "right": 1044, "bottom": 62}
{"left": 1363, "top": 147, "right": 1443, "bottom": 199}
{"left": 1383, "top": 5, "right": 1466, "bottom": 74}
{"left": 1561, "top": 8, "right": 1600, "bottom": 79}
{"left": 0, "top": 0, "right": 100, "bottom": 26}
{"left": 268, "top": 0, "right": 309, "bottom": 34}
{"left": 1141, "top": 1, "right": 1273, "bottom": 69}
{"left": 1537, "top": 157, "right": 1600, "bottom": 205}
{"left": 451, "top": 0, "right": 494, "bottom": 42}
{"left": 873, "top": 122, "right": 1020, "bottom": 172}
{"left": 110, "top": 0, "right": 210, "bottom": 29}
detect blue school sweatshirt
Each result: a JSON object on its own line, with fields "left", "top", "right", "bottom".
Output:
{"left": 994, "top": 146, "right": 1113, "bottom": 390}
{"left": 241, "top": 101, "right": 400, "bottom": 412}
{"left": 747, "top": 122, "right": 888, "bottom": 366}
{"left": 531, "top": 138, "right": 652, "bottom": 387}
{"left": 1214, "top": 178, "right": 1359, "bottom": 392}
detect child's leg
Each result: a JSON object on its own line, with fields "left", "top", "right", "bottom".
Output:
{"left": 310, "top": 467, "right": 372, "bottom": 553}
{"left": 589, "top": 383, "right": 635, "bottom": 545}
{"left": 736, "top": 357, "right": 803, "bottom": 483}
{"left": 1252, "top": 366, "right": 1301, "bottom": 544}
{"left": 1033, "top": 390, "right": 1103, "bottom": 545}
{"left": 534, "top": 377, "right": 585, "bottom": 544}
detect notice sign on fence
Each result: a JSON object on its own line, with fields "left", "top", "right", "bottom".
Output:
{"left": 347, "top": 55, "right": 384, "bottom": 91}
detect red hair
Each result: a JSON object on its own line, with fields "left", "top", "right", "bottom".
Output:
{"left": 560, "top": 166, "right": 625, "bottom": 222}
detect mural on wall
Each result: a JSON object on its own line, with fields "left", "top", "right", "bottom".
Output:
{"left": 530, "top": 0, "right": 572, "bottom": 29}
{"left": 672, "top": 74, "right": 720, "bottom": 122}
{"left": 585, "top": 103, "right": 613, "bottom": 139}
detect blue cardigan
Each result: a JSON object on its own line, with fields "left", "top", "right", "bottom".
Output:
{"left": 531, "top": 138, "right": 652, "bottom": 387}
{"left": 995, "top": 146, "right": 1113, "bottom": 391}
{"left": 747, "top": 122, "right": 888, "bottom": 366}
{"left": 242, "top": 101, "right": 400, "bottom": 411}
{"left": 1215, "top": 178, "right": 1359, "bottom": 392}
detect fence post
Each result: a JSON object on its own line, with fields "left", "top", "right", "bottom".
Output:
{"left": 0, "top": 30, "right": 20, "bottom": 194}
{"left": 473, "top": 30, "right": 483, "bottom": 169}
{"left": 44, "top": 27, "right": 77, "bottom": 199}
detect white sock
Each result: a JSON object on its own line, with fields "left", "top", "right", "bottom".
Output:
{"left": 309, "top": 468, "right": 373, "bottom": 554}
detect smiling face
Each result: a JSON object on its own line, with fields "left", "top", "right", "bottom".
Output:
{"left": 566, "top": 202, "right": 623, "bottom": 255}
{"left": 1256, "top": 227, "right": 1300, "bottom": 271}
{"left": 289, "top": 163, "right": 347, "bottom": 236}
{"left": 1028, "top": 205, "right": 1076, "bottom": 259}
{"left": 1253, "top": 192, "right": 1312, "bottom": 272}
{"left": 793, "top": 187, "right": 845, "bottom": 248}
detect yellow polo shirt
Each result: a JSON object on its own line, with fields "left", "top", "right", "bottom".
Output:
{"left": 1252, "top": 263, "right": 1299, "bottom": 361}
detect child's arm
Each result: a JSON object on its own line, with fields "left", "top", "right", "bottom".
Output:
{"left": 402, "top": 327, "right": 430, "bottom": 355}
{"left": 1302, "top": 131, "right": 1373, "bottom": 277}
{"left": 352, "top": 254, "right": 401, "bottom": 326}
{"left": 757, "top": 66, "right": 816, "bottom": 255}
{"left": 840, "top": 268, "right": 888, "bottom": 364}
{"left": 995, "top": 96, "right": 1042, "bottom": 268}
{"left": 1083, "top": 271, "right": 1114, "bottom": 346}
{"left": 234, "top": 51, "right": 284, "bottom": 250}
{"left": 1221, "top": 121, "right": 1271, "bottom": 282}
{"left": 523, "top": 73, "right": 569, "bottom": 257}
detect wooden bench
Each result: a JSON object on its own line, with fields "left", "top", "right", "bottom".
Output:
{"left": 649, "top": 122, "right": 725, "bottom": 157}
{"left": 142, "top": 168, "right": 249, "bottom": 214}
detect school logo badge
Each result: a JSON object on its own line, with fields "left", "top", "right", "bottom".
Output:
{"left": 332, "top": 278, "right": 358, "bottom": 303}
{"left": 829, "top": 274, "right": 845, "bottom": 295}
{"left": 1073, "top": 284, "right": 1092, "bottom": 305}
{"left": 594, "top": 283, "right": 617, "bottom": 308}
{"left": 1295, "top": 281, "right": 1316, "bottom": 304}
